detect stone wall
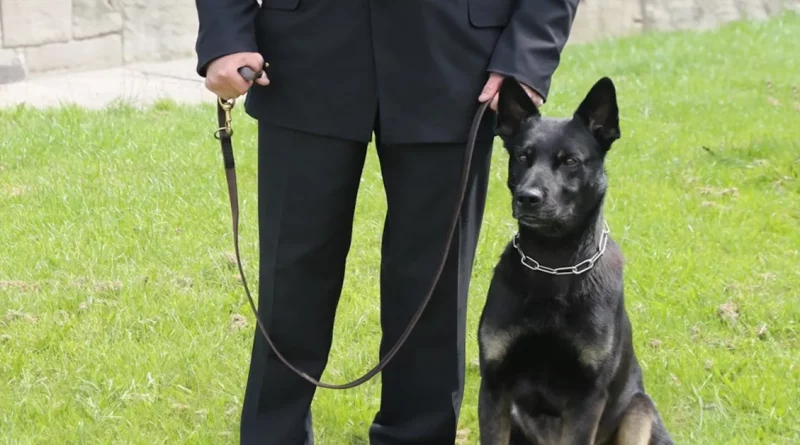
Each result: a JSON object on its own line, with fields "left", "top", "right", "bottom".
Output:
{"left": 1, "top": 0, "right": 798, "bottom": 83}
{"left": 0, "top": 0, "right": 199, "bottom": 83}
{"left": 568, "top": 0, "right": 799, "bottom": 43}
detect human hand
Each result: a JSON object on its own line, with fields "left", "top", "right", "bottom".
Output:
{"left": 204, "top": 52, "right": 270, "bottom": 100}
{"left": 478, "top": 72, "right": 543, "bottom": 111}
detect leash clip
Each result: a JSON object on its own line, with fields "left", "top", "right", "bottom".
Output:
{"left": 215, "top": 97, "right": 236, "bottom": 139}
{"left": 213, "top": 63, "right": 270, "bottom": 140}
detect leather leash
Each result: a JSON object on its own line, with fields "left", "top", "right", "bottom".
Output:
{"left": 214, "top": 65, "right": 490, "bottom": 389}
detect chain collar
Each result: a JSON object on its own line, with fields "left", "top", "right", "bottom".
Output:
{"left": 512, "top": 220, "right": 610, "bottom": 275}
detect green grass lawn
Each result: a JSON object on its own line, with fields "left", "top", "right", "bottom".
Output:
{"left": 2, "top": 13, "right": 799, "bottom": 445}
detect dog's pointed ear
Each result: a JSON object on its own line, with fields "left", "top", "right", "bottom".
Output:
{"left": 495, "top": 77, "right": 540, "bottom": 139}
{"left": 574, "top": 77, "right": 620, "bottom": 150}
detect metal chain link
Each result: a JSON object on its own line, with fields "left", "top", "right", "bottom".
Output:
{"left": 512, "top": 220, "right": 610, "bottom": 275}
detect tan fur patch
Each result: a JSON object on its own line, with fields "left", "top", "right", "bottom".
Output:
{"left": 615, "top": 404, "right": 655, "bottom": 445}
{"left": 575, "top": 328, "right": 614, "bottom": 370}
{"left": 480, "top": 325, "right": 527, "bottom": 363}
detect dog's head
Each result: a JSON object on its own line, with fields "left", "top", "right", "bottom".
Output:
{"left": 495, "top": 77, "right": 621, "bottom": 238}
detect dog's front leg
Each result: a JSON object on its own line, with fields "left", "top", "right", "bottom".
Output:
{"left": 559, "top": 390, "right": 608, "bottom": 445}
{"left": 478, "top": 378, "right": 512, "bottom": 445}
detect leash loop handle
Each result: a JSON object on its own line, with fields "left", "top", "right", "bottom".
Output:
{"left": 216, "top": 65, "right": 490, "bottom": 389}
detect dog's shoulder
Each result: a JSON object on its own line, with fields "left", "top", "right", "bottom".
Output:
{"left": 480, "top": 241, "right": 528, "bottom": 321}
{"left": 579, "top": 236, "right": 624, "bottom": 298}
{"left": 478, "top": 241, "right": 536, "bottom": 363}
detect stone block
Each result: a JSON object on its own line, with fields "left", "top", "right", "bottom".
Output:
{"left": 642, "top": 0, "right": 791, "bottom": 32}
{"left": 695, "top": 0, "right": 742, "bottom": 30}
{"left": 73, "top": 0, "right": 124, "bottom": 39}
{"left": 737, "top": 0, "right": 768, "bottom": 19}
{"left": 643, "top": 0, "right": 673, "bottom": 30}
{"left": 23, "top": 34, "right": 123, "bottom": 73}
{"left": 738, "top": 0, "right": 788, "bottom": 19}
{"left": 121, "top": 0, "right": 199, "bottom": 64}
{"left": 0, "top": 0, "right": 72, "bottom": 47}
{"left": 668, "top": 0, "right": 703, "bottom": 30}
{"left": 0, "top": 48, "right": 26, "bottom": 84}
{"left": 570, "top": 0, "right": 643, "bottom": 43}
{"left": 762, "top": 0, "right": 785, "bottom": 14}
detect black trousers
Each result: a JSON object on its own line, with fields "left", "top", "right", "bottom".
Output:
{"left": 239, "top": 120, "right": 493, "bottom": 445}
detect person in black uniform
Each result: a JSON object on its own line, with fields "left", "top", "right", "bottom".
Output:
{"left": 194, "top": 1, "right": 580, "bottom": 443}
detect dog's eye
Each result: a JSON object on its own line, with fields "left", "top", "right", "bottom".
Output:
{"left": 563, "top": 157, "right": 579, "bottom": 166}
{"left": 517, "top": 154, "right": 529, "bottom": 164}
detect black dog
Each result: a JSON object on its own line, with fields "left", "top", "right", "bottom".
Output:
{"left": 476, "top": 77, "right": 673, "bottom": 445}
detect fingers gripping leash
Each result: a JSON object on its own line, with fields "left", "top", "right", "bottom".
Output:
{"left": 214, "top": 66, "right": 265, "bottom": 145}
{"left": 214, "top": 64, "right": 491, "bottom": 389}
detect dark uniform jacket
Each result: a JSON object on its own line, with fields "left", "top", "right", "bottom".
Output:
{"left": 195, "top": 0, "right": 579, "bottom": 145}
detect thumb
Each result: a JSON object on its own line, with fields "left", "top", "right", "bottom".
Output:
{"left": 238, "top": 53, "right": 269, "bottom": 86}
{"left": 478, "top": 73, "right": 504, "bottom": 102}
{"left": 240, "top": 52, "right": 264, "bottom": 70}
{"left": 254, "top": 71, "right": 270, "bottom": 86}
{"left": 239, "top": 53, "right": 264, "bottom": 74}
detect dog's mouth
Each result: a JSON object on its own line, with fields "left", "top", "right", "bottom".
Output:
{"left": 513, "top": 206, "right": 566, "bottom": 235}
{"left": 515, "top": 213, "right": 562, "bottom": 234}
{"left": 516, "top": 215, "right": 544, "bottom": 226}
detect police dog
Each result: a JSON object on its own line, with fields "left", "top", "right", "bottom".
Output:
{"left": 476, "top": 77, "right": 673, "bottom": 445}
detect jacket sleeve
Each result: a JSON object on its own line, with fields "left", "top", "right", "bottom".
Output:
{"left": 194, "top": 0, "right": 260, "bottom": 77}
{"left": 487, "top": 0, "right": 580, "bottom": 102}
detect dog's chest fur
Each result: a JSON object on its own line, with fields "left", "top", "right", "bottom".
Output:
{"left": 479, "top": 244, "right": 622, "bottom": 415}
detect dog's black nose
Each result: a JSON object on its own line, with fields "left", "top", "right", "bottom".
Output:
{"left": 516, "top": 188, "right": 544, "bottom": 206}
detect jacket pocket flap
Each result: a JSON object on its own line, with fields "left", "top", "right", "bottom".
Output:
{"left": 468, "top": 0, "right": 513, "bottom": 27}
{"left": 262, "top": 0, "right": 300, "bottom": 11}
